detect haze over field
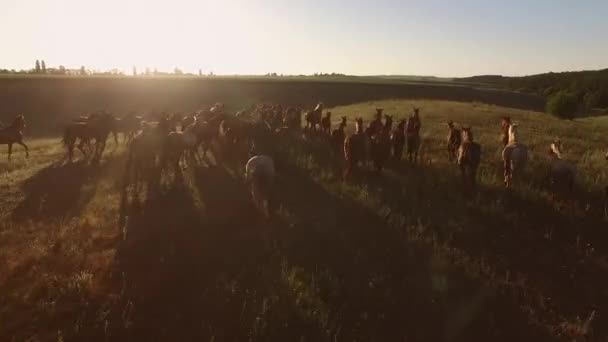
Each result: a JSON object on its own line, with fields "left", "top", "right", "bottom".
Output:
{"left": 1, "top": 0, "right": 607, "bottom": 76}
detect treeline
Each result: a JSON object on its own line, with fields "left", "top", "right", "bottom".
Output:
{"left": 459, "top": 69, "right": 608, "bottom": 110}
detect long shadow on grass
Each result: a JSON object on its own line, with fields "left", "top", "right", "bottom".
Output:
{"left": 11, "top": 161, "right": 105, "bottom": 222}
{"left": 285, "top": 132, "right": 607, "bottom": 338}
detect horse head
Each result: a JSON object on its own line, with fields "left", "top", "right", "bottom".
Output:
{"left": 462, "top": 127, "right": 474, "bottom": 142}
{"left": 355, "top": 117, "right": 364, "bottom": 133}
{"left": 13, "top": 115, "right": 26, "bottom": 129}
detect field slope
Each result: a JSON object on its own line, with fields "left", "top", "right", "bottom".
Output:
{"left": 1, "top": 100, "right": 607, "bottom": 341}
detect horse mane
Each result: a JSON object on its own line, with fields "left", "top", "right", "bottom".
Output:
{"left": 508, "top": 124, "right": 520, "bottom": 144}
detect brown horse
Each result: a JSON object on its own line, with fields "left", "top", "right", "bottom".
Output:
{"left": 63, "top": 112, "right": 115, "bottom": 162}
{"left": 406, "top": 108, "right": 422, "bottom": 163}
{"left": 343, "top": 118, "right": 366, "bottom": 178}
{"left": 304, "top": 102, "right": 323, "bottom": 130}
{"left": 502, "top": 124, "right": 528, "bottom": 188}
{"left": 447, "top": 121, "right": 462, "bottom": 163}
{"left": 0, "top": 115, "right": 29, "bottom": 160}
{"left": 500, "top": 117, "right": 511, "bottom": 147}
{"left": 391, "top": 119, "right": 406, "bottom": 160}
{"left": 330, "top": 116, "right": 347, "bottom": 154}
{"left": 112, "top": 113, "right": 142, "bottom": 145}
{"left": 547, "top": 140, "right": 576, "bottom": 194}
{"left": 457, "top": 127, "right": 481, "bottom": 192}
{"left": 320, "top": 111, "right": 332, "bottom": 135}
{"left": 370, "top": 121, "right": 392, "bottom": 172}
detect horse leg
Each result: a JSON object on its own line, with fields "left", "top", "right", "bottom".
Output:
{"left": 17, "top": 140, "right": 29, "bottom": 158}
{"left": 7, "top": 143, "right": 12, "bottom": 161}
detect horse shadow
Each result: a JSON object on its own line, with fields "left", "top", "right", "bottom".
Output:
{"left": 11, "top": 161, "right": 100, "bottom": 222}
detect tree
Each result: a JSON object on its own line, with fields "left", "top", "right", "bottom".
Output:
{"left": 41, "top": 60, "right": 46, "bottom": 73}
{"left": 199, "top": 69, "right": 202, "bottom": 76}
{"left": 58, "top": 65, "right": 66, "bottom": 74}
{"left": 132, "top": 66, "right": 137, "bottom": 76}
{"left": 546, "top": 91, "right": 579, "bottom": 120}
{"left": 583, "top": 91, "right": 600, "bottom": 111}
{"left": 35, "top": 60, "right": 41, "bottom": 73}
{"left": 173, "top": 67, "right": 183, "bottom": 75}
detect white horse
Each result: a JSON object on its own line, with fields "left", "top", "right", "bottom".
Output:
{"left": 245, "top": 155, "right": 275, "bottom": 218}
{"left": 502, "top": 124, "right": 528, "bottom": 187}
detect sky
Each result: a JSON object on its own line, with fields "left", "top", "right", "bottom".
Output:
{"left": 0, "top": 0, "right": 607, "bottom": 77}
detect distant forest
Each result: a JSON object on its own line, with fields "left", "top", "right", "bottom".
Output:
{"left": 458, "top": 69, "right": 608, "bottom": 109}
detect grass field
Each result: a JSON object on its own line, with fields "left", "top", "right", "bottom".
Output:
{"left": 1, "top": 99, "right": 607, "bottom": 341}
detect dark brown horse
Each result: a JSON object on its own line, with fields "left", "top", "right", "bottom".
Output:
{"left": 320, "top": 111, "right": 332, "bottom": 135}
{"left": 344, "top": 118, "right": 366, "bottom": 178}
{"left": 304, "top": 103, "right": 323, "bottom": 130}
{"left": 406, "top": 108, "right": 422, "bottom": 163}
{"left": 330, "top": 116, "right": 347, "bottom": 154}
{"left": 63, "top": 113, "right": 115, "bottom": 162}
{"left": 370, "top": 115, "right": 393, "bottom": 172}
{"left": 391, "top": 119, "right": 406, "bottom": 160}
{"left": 112, "top": 113, "right": 143, "bottom": 145}
{"left": 0, "top": 115, "right": 29, "bottom": 160}
{"left": 457, "top": 127, "right": 481, "bottom": 192}
{"left": 447, "top": 120, "right": 462, "bottom": 163}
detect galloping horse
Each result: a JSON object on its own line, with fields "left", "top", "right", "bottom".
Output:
{"left": 330, "top": 116, "right": 347, "bottom": 155}
{"left": 112, "top": 113, "right": 142, "bottom": 145}
{"left": 0, "top": 115, "right": 29, "bottom": 160}
{"left": 370, "top": 115, "right": 393, "bottom": 172}
{"left": 502, "top": 124, "right": 528, "bottom": 188}
{"left": 63, "top": 112, "right": 116, "bottom": 162}
{"left": 447, "top": 120, "right": 462, "bottom": 163}
{"left": 304, "top": 102, "right": 324, "bottom": 130}
{"left": 406, "top": 108, "right": 422, "bottom": 163}
{"left": 500, "top": 117, "right": 511, "bottom": 148}
{"left": 391, "top": 119, "right": 406, "bottom": 160}
{"left": 457, "top": 127, "right": 481, "bottom": 192}
{"left": 547, "top": 140, "right": 576, "bottom": 194}
{"left": 245, "top": 155, "right": 276, "bottom": 219}
{"left": 343, "top": 118, "right": 366, "bottom": 178}
{"left": 320, "top": 111, "right": 332, "bottom": 135}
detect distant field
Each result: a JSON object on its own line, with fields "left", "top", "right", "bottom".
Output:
{"left": 1, "top": 99, "right": 607, "bottom": 341}
{"left": 0, "top": 76, "right": 542, "bottom": 136}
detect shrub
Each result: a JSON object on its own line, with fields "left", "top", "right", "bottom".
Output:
{"left": 546, "top": 91, "right": 579, "bottom": 120}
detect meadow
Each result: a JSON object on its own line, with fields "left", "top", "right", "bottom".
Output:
{"left": 1, "top": 97, "right": 607, "bottom": 341}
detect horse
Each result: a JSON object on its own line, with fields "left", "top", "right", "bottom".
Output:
{"left": 126, "top": 124, "right": 165, "bottom": 192}
{"left": 180, "top": 113, "right": 197, "bottom": 132}
{"left": 304, "top": 102, "right": 323, "bottom": 131}
{"left": 370, "top": 117, "right": 392, "bottom": 172}
{"left": 0, "top": 115, "right": 29, "bottom": 161}
{"left": 63, "top": 112, "right": 115, "bottom": 163}
{"left": 330, "top": 116, "right": 347, "bottom": 155}
{"left": 500, "top": 117, "right": 511, "bottom": 148}
{"left": 502, "top": 124, "right": 528, "bottom": 188}
{"left": 547, "top": 140, "right": 576, "bottom": 194}
{"left": 163, "top": 119, "right": 204, "bottom": 174}
{"left": 245, "top": 155, "right": 276, "bottom": 219}
{"left": 320, "top": 111, "right": 332, "bottom": 135}
{"left": 406, "top": 108, "right": 422, "bottom": 163}
{"left": 112, "top": 113, "right": 142, "bottom": 145}
{"left": 391, "top": 119, "right": 406, "bottom": 160}
{"left": 447, "top": 120, "right": 462, "bottom": 163}
{"left": 457, "top": 127, "right": 481, "bottom": 192}
{"left": 343, "top": 118, "right": 366, "bottom": 178}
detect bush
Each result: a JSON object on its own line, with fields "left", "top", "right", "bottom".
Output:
{"left": 546, "top": 91, "right": 579, "bottom": 120}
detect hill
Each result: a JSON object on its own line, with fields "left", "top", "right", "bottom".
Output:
{"left": 458, "top": 69, "right": 608, "bottom": 110}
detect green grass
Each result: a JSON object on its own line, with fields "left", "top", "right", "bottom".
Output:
{"left": 1, "top": 100, "right": 607, "bottom": 341}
